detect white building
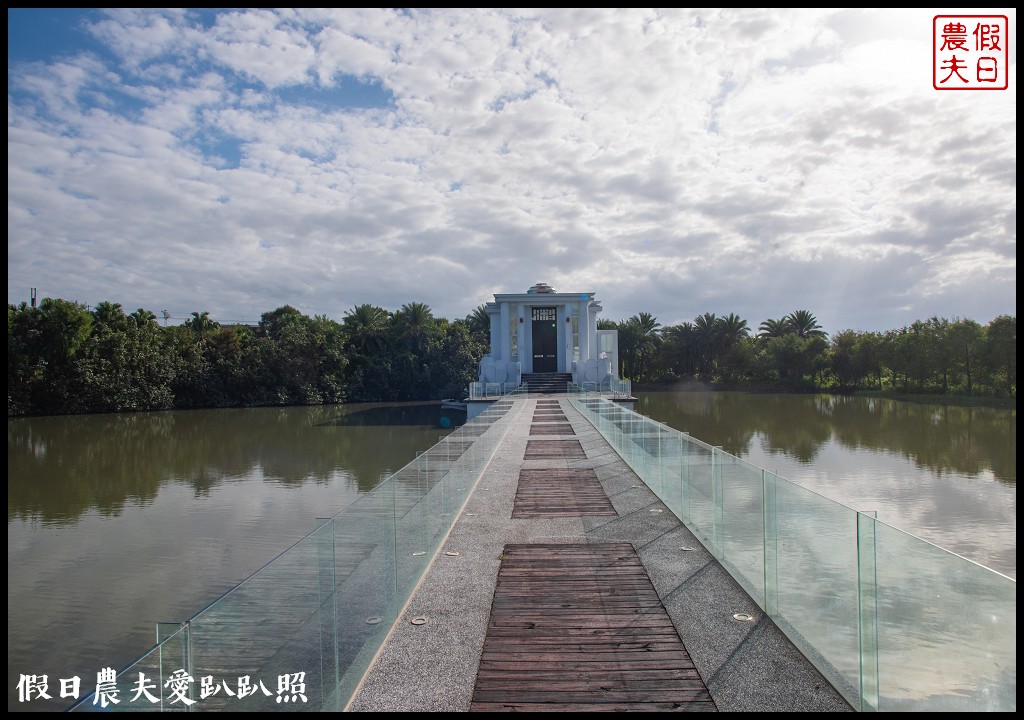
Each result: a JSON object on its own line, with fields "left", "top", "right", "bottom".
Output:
{"left": 479, "top": 283, "right": 619, "bottom": 386}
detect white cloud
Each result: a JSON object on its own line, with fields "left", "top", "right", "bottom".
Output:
{"left": 7, "top": 8, "right": 1016, "bottom": 331}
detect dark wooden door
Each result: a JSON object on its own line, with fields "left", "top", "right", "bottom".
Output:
{"left": 531, "top": 307, "right": 557, "bottom": 372}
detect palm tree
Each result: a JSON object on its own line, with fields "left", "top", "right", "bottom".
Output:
{"left": 129, "top": 308, "right": 158, "bottom": 329}
{"left": 342, "top": 304, "right": 390, "bottom": 354}
{"left": 393, "top": 302, "right": 435, "bottom": 351}
{"left": 661, "top": 322, "right": 698, "bottom": 376}
{"left": 465, "top": 304, "right": 491, "bottom": 344}
{"left": 92, "top": 301, "right": 127, "bottom": 331}
{"left": 693, "top": 312, "right": 719, "bottom": 376}
{"left": 786, "top": 310, "right": 827, "bottom": 339}
{"left": 186, "top": 311, "right": 218, "bottom": 334}
{"left": 713, "top": 313, "right": 749, "bottom": 379}
{"left": 716, "top": 313, "right": 749, "bottom": 350}
{"left": 628, "top": 312, "right": 662, "bottom": 382}
{"left": 758, "top": 317, "right": 789, "bottom": 339}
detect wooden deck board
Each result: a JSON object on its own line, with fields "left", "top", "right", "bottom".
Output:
{"left": 513, "top": 468, "right": 616, "bottom": 518}
{"left": 529, "top": 423, "right": 575, "bottom": 436}
{"left": 471, "top": 543, "right": 716, "bottom": 712}
{"left": 524, "top": 440, "right": 586, "bottom": 460}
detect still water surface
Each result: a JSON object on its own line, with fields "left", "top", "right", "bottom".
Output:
{"left": 635, "top": 391, "right": 1016, "bottom": 579}
{"left": 7, "top": 402, "right": 453, "bottom": 712}
{"left": 7, "top": 393, "right": 1016, "bottom": 710}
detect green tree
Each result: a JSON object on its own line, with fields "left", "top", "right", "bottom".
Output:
{"left": 693, "top": 312, "right": 718, "bottom": 377}
{"left": 948, "top": 318, "right": 983, "bottom": 396}
{"left": 983, "top": 315, "right": 1016, "bottom": 397}
{"left": 92, "top": 301, "right": 129, "bottom": 332}
{"left": 763, "top": 333, "right": 827, "bottom": 388}
{"left": 342, "top": 304, "right": 392, "bottom": 402}
{"left": 390, "top": 302, "right": 438, "bottom": 399}
{"left": 26, "top": 298, "right": 94, "bottom": 413}
{"left": 465, "top": 304, "right": 491, "bottom": 348}
{"left": 716, "top": 313, "right": 749, "bottom": 348}
{"left": 829, "top": 330, "right": 863, "bottom": 389}
{"left": 427, "top": 320, "right": 487, "bottom": 400}
{"left": 855, "top": 331, "right": 884, "bottom": 391}
{"left": 616, "top": 313, "right": 661, "bottom": 382}
{"left": 631, "top": 312, "right": 661, "bottom": 383}
{"left": 394, "top": 302, "right": 435, "bottom": 349}
{"left": 758, "top": 317, "right": 789, "bottom": 339}
{"left": 129, "top": 308, "right": 158, "bottom": 328}
{"left": 714, "top": 313, "right": 750, "bottom": 381}
{"left": 883, "top": 324, "right": 933, "bottom": 392}
{"left": 257, "top": 305, "right": 303, "bottom": 338}
{"left": 80, "top": 302, "right": 174, "bottom": 412}
{"left": 658, "top": 322, "right": 698, "bottom": 378}
{"left": 343, "top": 304, "right": 390, "bottom": 354}
{"left": 252, "top": 306, "right": 347, "bottom": 405}
{"left": 186, "top": 310, "right": 219, "bottom": 335}
{"left": 786, "top": 310, "right": 827, "bottom": 340}
{"left": 926, "top": 316, "right": 953, "bottom": 393}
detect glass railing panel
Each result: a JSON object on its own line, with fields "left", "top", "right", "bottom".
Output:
{"left": 572, "top": 395, "right": 1016, "bottom": 712}
{"left": 869, "top": 521, "right": 1016, "bottom": 712}
{"left": 656, "top": 430, "right": 685, "bottom": 518}
{"left": 643, "top": 421, "right": 666, "bottom": 501}
{"left": 65, "top": 396, "right": 517, "bottom": 714}
{"left": 69, "top": 623, "right": 190, "bottom": 712}
{"left": 626, "top": 415, "right": 645, "bottom": 477}
{"left": 627, "top": 415, "right": 645, "bottom": 471}
{"left": 717, "top": 454, "right": 767, "bottom": 608}
{"left": 185, "top": 519, "right": 336, "bottom": 711}
{"left": 392, "top": 460, "right": 432, "bottom": 603}
{"left": 328, "top": 482, "right": 399, "bottom": 709}
{"left": 770, "top": 478, "right": 862, "bottom": 708}
{"left": 682, "top": 438, "right": 716, "bottom": 551}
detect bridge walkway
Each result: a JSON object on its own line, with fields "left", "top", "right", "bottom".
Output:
{"left": 348, "top": 396, "right": 851, "bottom": 712}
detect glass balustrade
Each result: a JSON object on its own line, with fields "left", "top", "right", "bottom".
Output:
{"left": 567, "top": 388, "right": 1015, "bottom": 712}
{"left": 68, "top": 387, "right": 528, "bottom": 712}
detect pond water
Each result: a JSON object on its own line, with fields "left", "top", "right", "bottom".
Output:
{"left": 7, "top": 392, "right": 1015, "bottom": 711}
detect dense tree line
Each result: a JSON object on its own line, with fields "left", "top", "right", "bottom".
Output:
{"left": 8, "top": 299, "right": 487, "bottom": 416}
{"left": 8, "top": 298, "right": 1015, "bottom": 416}
{"left": 606, "top": 310, "right": 1015, "bottom": 398}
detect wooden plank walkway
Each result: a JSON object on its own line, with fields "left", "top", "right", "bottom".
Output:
{"left": 524, "top": 439, "right": 586, "bottom": 460}
{"left": 529, "top": 423, "right": 575, "bottom": 435}
{"left": 473, "top": 399, "right": 715, "bottom": 711}
{"left": 533, "top": 407, "right": 567, "bottom": 414}
{"left": 512, "top": 469, "right": 617, "bottom": 518}
{"left": 471, "top": 543, "right": 716, "bottom": 712}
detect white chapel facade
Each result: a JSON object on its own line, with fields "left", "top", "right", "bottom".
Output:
{"left": 481, "top": 283, "right": 618, "bottom": 379}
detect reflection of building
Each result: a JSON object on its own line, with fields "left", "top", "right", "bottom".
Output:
{"left": 481, "top": 283, "right": 618, "bottom": 376}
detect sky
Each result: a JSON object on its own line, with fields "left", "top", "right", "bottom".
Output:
{"left": 7, "top": 8, "right": 1016, "bottom": 333}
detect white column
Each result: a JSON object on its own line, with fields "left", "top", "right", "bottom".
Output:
{"left": 489, "top": 310, "right": 500, "bottom": 356}
{"left": 588, "top": 304, "right": 599, "bottom": 360}
{"left": 578, "top": 300, "right": 591, "bottom": 364}
{"left": 499, "top": 302, "right": 510, "bottom": 362}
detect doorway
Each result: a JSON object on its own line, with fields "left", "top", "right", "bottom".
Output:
{"left": 531, "top": 307, "right": 557, "bottom": 372}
